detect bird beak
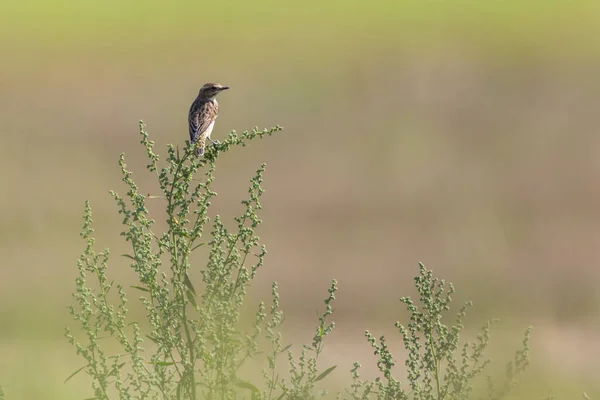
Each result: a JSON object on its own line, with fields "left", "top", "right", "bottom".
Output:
{"left": 219, "top": 86, "right": 230, "bottom": 91}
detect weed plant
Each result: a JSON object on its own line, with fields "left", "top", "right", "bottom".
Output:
{"left": 66, "top": 122, "right": 535, "bottom": 400}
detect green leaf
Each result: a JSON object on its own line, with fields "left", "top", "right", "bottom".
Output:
{"left": 146, "top": 335, "right": 160, "bottom": 344}
{"left": 186, "top": 289, "right": 198, "bottom": 308}
{"left": 130, "top": 285, "right": 150, "bottom": 292}
{"left": 235, "top": 379, "right": 259, "bottom": 392}
{"left": 64, "top": 364, "right": 89, "bottom": 383}
{"left": 280, "top": 344, "right": 292, "bottom": 354}
{"left": 183, "top": 272, "right": 196, "bottom": 295}
{"left": 110, "top": 362, "right": 126, "bottom": 374}
{"left": 191, "top": 242, "right": 207, "bottom": 251}
{"left": 152, "top": 361, "right": 175, "bottom": 366}
{"left": 315, "top": 365, "right": 337, "bottom": 382}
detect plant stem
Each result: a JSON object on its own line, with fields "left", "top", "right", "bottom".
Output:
{"left": 428, "top": 328, "right": 442, "bottom": 400}
{"left": 167, "top": 151, "right": 197, "bottom": 399}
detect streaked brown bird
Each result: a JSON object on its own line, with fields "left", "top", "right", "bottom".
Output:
{"left": 188, "top": 82, "right": 229, "bottom": 155}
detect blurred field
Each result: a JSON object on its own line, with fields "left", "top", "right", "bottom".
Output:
{"left": 2, "top": 0, "right": 600, "bottom": 398}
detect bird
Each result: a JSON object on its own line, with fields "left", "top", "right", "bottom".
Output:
{"left": 188, "top": 82, "right": 229, "bottom": 155}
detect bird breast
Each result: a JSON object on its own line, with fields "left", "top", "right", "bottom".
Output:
{"left": 204, "top": 121, "right": 215, "bottom": 138}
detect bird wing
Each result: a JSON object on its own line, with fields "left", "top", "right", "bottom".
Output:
{"left": 189, "top": 100, "right": 219, "bottom": 143}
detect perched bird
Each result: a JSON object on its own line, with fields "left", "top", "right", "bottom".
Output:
{"left": 188, "top": 82, "right": 229, "bottom": 155}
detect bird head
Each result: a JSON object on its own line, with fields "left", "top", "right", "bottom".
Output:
{"left": 199, "top": 83, "right": 229, "bottom": 100}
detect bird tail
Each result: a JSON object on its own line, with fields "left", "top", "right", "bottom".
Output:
{"left": 196, "top": 135, "right": 207, "bottom": 156}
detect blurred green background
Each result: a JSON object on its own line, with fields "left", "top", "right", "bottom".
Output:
{"left": 2, "top": 0, "right": 600, "bottom": 398}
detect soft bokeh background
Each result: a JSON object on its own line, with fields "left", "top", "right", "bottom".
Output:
{"left": 2, "top": 0, "right": 600, "bottom": 398}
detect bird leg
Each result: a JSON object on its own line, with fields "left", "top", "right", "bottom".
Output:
{"left": 208, "top": 137, "right": 220, "bottom": 146}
